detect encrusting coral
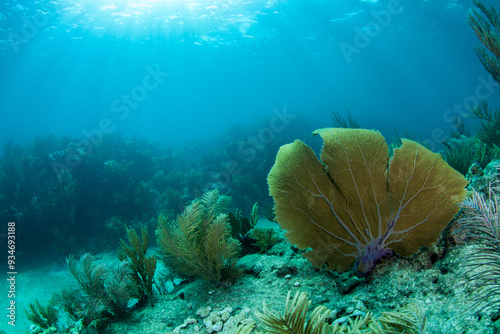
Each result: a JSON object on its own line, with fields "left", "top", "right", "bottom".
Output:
{"left": 268, "top": 128, "right": 468, "bottom": 275}
{"left": 156, "top": 189, "right": 241, "bottom": 283}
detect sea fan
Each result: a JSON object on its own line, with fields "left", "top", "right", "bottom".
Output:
{"left": 268, "top": 128, "right": 467, "bottom": 275}
{"left": 459, "top": 184, "right": 500, "bottom": 313}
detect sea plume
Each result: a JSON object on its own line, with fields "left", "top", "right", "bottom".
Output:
{"left": 458, "top": 181, "right": 500, "bottom": 313}
{"left": 156, "top": 189, "right": 241, "bottom": 283}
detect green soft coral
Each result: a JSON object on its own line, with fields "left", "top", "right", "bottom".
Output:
{"left": 156, "top": 190, "right": 241, "bottom": 282}
{"left": 117, "top": 226, "right": 157, "bottom": 301}
{"left": 235, "top": 291, "right": 427, "bottom": 334}
{"left": 25, "top": 300, "right": 59, "bottom": 330}
{"left": 469, "top": 0, "right": 500, "bottom": 84}
{"left": 248, "top": 227, "right": 280, "bottom": 253}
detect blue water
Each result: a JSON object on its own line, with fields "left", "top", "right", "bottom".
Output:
{"left": 0, "top": 0, "right": 497, "bottom": 150}
{"left": 1, "top": 2, "right": 500, "bottom": 333}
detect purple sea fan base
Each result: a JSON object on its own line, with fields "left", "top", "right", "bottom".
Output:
{"left": 343, "top": 212, "right": 399, "bottom": 275}
{"left": 354, "top": 231, "right": 395, "bottom": 275}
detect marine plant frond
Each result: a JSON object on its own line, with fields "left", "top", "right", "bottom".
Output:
{"left": 204, "top": 213, "right": 241, "bottom": 281}
{"left": 158, "top": 202, "right": 204, "bottom": 258}
{"left": 157, "top": 206, "right": 204, "bottom": 277}
{"left": 253, "top": 291, "right": 330, "bottom": 334}
{"left": 305, "top": 305, "right": 332, "bottom": 334}
{"left": 331, "top": 107, "right": 360, "bottom": 129}
{"left": 202, "top": 189, "right": 231, "bottom": 219}
{"left": 206, "top": 214, "right": 240, "bottom": 258}
{"left": 248, "top": 227, "right": 280, "bottom": 253}
{"left": 240, "top": 292, "right": 426, "bottom": 334}
{"left": 374, "top": 299, "right": 427, "bottom": 334}
{"left": 25, "top": 300, "right": 59, "bottom": 330}
{"left": 178, "top": 201, "right": 205, "bottom": 240}
{"left": 391, "top": 129, "right": 429, "bottom": 152}
{"left": 458, "top": 185, "right": 500, "bottom": 313}
{"left": 442, "top": 136, "right": 492, "bottom": 175}
{"left": 117, "top": 226, "right": 157, "bottom": 300}
{"left": 228, "top": 202, "right": 260, "bottom": 243}
{"left": 64, "top": 253, "right": 136, "bottom": 323}
{"left": 117, "top": 227, "right": 142, "bottom": 262}
{"left": 469, "top": 0, "right": 500, "bottom": 85}
{"left": 235, "top": 323, "right": 257, "bottom": 334}
{"left": 469, "top": 0, "right": 500, "bottom": 58}
{"left": 66, "top": 253, "right": 107, "bottom": 300}
{"left": 53, "top": 287, "right": 86, "bottom": 322}
{"left": 156, "top": 190, "right": 241, "bottom": 282}
{"left": 469, "top": 100, "right": 495, "bottom": 122}
{"left": 250, "top": 202, "right": 260, "bottom": 228}
{"left": 104, "top": 262, "right": 137, "bottom": 317}
{"left": 476, "top": 46, "right": 500, "bottom": 85}
{"left": 331, "top": 313, "right": 372, "bottom": 333}
{"left": 467, "top": 100, "right": 500, "bottom": 145}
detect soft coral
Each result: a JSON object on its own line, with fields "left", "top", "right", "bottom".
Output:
{"left": 268, "top": 128, "right": 468, "bottom": 275}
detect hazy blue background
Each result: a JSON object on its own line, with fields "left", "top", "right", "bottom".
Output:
{"left": 0, "top": 0, "right": 498, "bottom": 151}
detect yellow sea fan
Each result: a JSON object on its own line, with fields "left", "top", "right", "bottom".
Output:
{"left": 268, "top": 128, "right": 467, "bottom": 274}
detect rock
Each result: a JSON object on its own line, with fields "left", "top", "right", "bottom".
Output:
{"left": 197, "top": 306, "right": 212, "bottom": 318}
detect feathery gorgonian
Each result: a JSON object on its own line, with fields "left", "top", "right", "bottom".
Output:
{"left": 459, "top": 184, "right": 500, "bottom": 313}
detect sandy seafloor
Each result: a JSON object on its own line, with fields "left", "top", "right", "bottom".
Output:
{"left": 1, "top": 229, "right": 498, "bottom": 334}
